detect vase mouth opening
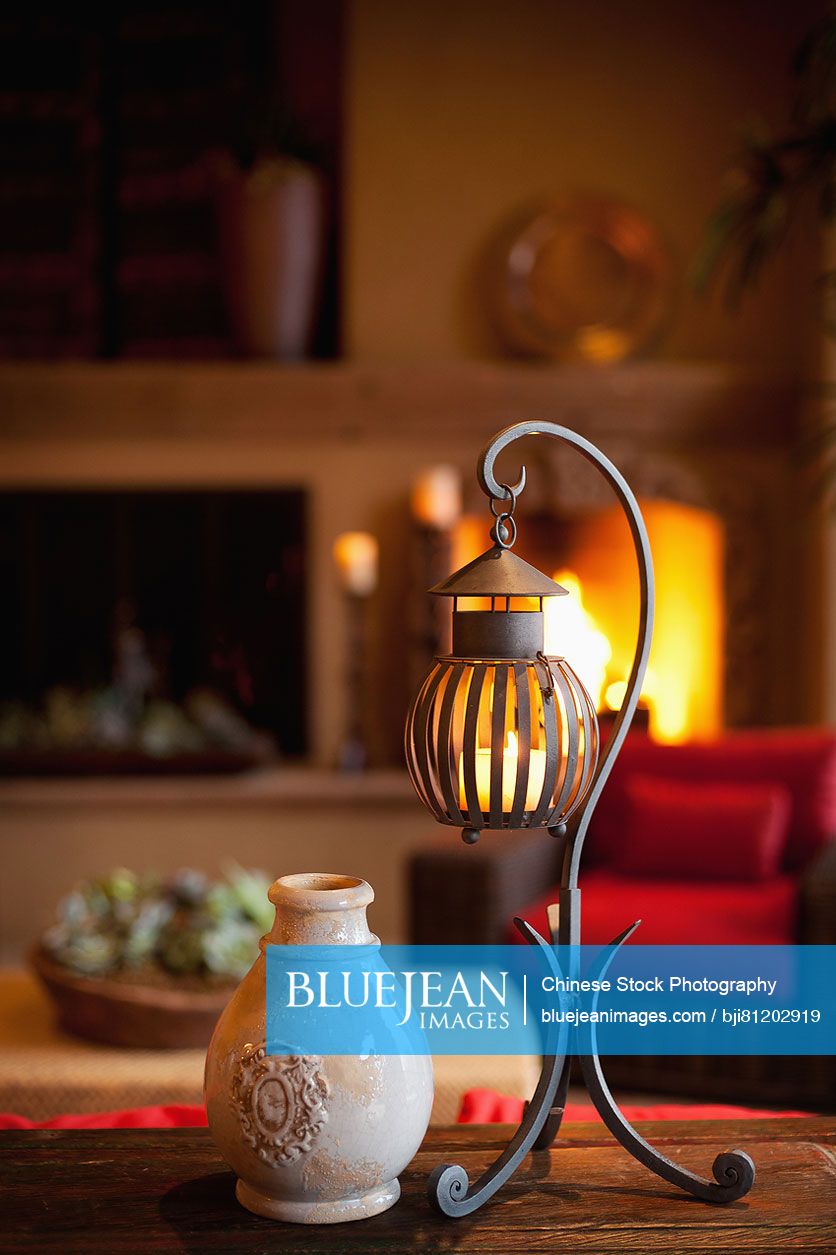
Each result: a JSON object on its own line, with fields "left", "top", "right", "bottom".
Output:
{"left": 269, "top": 872, "right": 374, "bottom": 911}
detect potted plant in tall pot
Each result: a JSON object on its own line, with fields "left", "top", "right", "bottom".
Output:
{"left": 214, "top": 107, "right": 326, "bottom": 360}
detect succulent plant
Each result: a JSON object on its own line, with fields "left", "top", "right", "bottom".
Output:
{"left": 41, "top": 864, "right": 274, "bottom": 983}
{"left": 0, "top": 682, "right": 263, "bottom": 756}
{"left": 202, "top": 920, "right": 265, "bottom": 977}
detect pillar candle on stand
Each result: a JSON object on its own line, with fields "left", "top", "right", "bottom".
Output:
{"left": 409, "top": 467, "right": 462, "bottom": 695}
{"left": 410, "top": 465, "right": 462, "bottom": 532}
{"left": 333, "top": 532, "right": 378, "bottom": 771}
{"left": 333, "top": 531, "right": 378, "bottom": 597}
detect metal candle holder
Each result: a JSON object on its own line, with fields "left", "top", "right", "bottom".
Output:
{"left": 405, "top": 421, "right": 756, "bottom": 1217}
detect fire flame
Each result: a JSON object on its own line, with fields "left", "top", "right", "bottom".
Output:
{"left": 543, "top": 569, "right": 611, "bottom": 708}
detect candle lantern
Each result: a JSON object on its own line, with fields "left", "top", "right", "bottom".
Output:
{"left": 405, "top": 420, "right": 755, "bottom": 1218}
{"left": 406, "top": 540, "right": 599, "bottom": 842}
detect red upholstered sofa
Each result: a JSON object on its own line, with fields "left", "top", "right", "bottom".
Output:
{"left": 511, "top": 729, "right": 836, "bottom": 949}
{"left": 408, "top": 728, "right": 836, "bottom": 1107}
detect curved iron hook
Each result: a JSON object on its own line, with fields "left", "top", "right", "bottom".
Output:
{"left": 427, "top": 916, "right": 569, "bottom": 1217}
{"left": 580, "top": 921, "right": 756, "bottom": 1203}
{"left": 477, "top": 421, "right": 654, "bottom": 887}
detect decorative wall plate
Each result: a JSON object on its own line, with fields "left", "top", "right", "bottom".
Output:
{"left": 486, "top": 196, "right": 672, "bottom": 363}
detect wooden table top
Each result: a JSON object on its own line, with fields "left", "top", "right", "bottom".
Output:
{"left": 1, "top": 1118, "right": 834, "bottom": 1253}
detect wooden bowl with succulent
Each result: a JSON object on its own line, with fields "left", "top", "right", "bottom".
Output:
{"left": 31, "top": 865, "right": 274, "bottom": 1049}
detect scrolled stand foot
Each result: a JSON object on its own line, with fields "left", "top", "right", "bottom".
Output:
{"left": 427, "top": 1163, "right": 472, "bottom": 1216}
{"left": 580, "top": 1052, "right": 756, "bottom": 1205}
{"left": 710, "top": 1150, "right": 757, "bottom": 1202}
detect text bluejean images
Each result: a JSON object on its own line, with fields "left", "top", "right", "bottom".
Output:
{"left": 264, "top": 944, "right": 836, "bottom": 1056}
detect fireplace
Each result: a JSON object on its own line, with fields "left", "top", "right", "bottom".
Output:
{"left": 0, "top": 488, "right": 307, "bottom": 771}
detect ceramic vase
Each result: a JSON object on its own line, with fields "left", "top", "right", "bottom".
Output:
{"left": 215, "top": 158, "right": 325, "bottom": 360}
{"left": 204, "top": 872, "right": 434, "bottom": 1223}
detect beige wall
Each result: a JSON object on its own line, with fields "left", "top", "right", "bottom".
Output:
{"left": 345, "top": 0, "right": 819, "bottom": 366}
{"left": 0, "top": 782, "right": 433, "bottom": 961}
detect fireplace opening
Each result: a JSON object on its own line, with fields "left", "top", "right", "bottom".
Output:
{"left": 0, "top": 489, "right": 307, "bottom": 772}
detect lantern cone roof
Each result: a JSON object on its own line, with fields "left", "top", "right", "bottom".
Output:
{"left": 429, "top": 545, "right": 569, "bottom": 597}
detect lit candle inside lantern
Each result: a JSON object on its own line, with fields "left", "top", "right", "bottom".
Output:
{"left": 410, "top": 465, "right": 462, "bottom": 531}
{"left": 333, "top": 532, "right": 378, "bottom": 596}
{"left": 459, "top": 729, "right": 547, "bottom": 813}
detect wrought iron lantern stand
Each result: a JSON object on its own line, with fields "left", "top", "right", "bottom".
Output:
{"left": 406, "top": 421, "right": 755, "bottom": 1217}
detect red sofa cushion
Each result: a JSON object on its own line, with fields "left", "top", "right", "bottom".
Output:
{"left": 457, "top": 1089, "right": 811, "bottom": 1124}
{"left": 512, "top": 871, "right": 798, "bottom": 946}
{"left": 588, "top": 730, "right": 836, "bottom": 870}
{"left": 611, "top": 775, "right": 791, "bottom": 881}
{"left": 0, "top": 1104, "right": 208, "bottom": 1130}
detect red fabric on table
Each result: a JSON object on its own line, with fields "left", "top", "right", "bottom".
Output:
{"left": 510, "top": 872, "right": 798, "bottom": 946}
{"left": 457, "top": 1088, "right": 812, "bottom": 1125}
{"left": 0, "top": 1104, "right": 208, "bottom": 1130}
{"left": 586, "top": 730, "right": 836, "bottom": 871}
{"left": 0, "top": 1096, "right": 814, "bottom": 1133}
{"left": 611, "top": 775, "right": 791, "bottom": 881}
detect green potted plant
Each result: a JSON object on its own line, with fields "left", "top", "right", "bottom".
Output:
{"left": 32, "top": 865, "right": 274, "bottom": 1048}
{"left": 694, "top": 13, "right": 836, "bottom": 499}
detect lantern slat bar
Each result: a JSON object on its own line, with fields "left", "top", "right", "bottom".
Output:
{"left": 528, "top": 662, "right": 559, "bottom": 828}
{"left": 564, "top": 664, "right": 585, "bottom": 814}
{"left": 450, "top": 665, "right": 469, "bottom": 803}
{"left": 566, "top": 660, "right": 600, "bottom": 811}
{"left": 546, "top": 663, "right": 577, "bottom": 822}
{"left": 437, "top": 662, "right": 467, "bottom": 826}
{"left": 427, "top": 667, "right": 453, "bottom": 818}
{"left": 426, "top": 666, "right": 451, "bottom": 807}
{"left": 549, "top": 662, "right": 582, "bottom": 822}
{"left": 509, "top": 663, "right": 531, "bottom": 828}
{"left": 553, "top": 658, "right": 568, "bottom": 815}
{"left": 571, "top": 663, "right": 596, "bottom": 810}
{"left": 404, "top": 663, "right": 438, "bottom": 808}
{"left": 461, "top": 665, "right": 486, "bottom": 826}
{"left": 408, "top": 668, "right": 439, "bottom": 817}
{"left": 412, "top": 665, "right": 447, "bottom": 820}
{"left": 488, "top": 665, "right": 507, "bottom": 827}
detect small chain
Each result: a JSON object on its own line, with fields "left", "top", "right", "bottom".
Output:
{"left": 489, "top": 481, "right": 517, "bottom": 549}
{"left": 489, "top": 483, "right": 517, "bottom": 518}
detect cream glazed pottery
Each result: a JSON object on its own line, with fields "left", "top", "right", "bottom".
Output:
{"left": 204, "top": 872, "right": 434, "bottom": 1223}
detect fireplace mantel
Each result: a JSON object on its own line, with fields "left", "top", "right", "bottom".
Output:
{"left": 0, "top": 360, "right": 799, "bottom": 469}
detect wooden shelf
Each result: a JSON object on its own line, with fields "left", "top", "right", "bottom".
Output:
{"left": 0, "top": 766, "right": 415, "bottom": 809}
{"left": 0, "top": 359, "right": 801, "bottom": 448}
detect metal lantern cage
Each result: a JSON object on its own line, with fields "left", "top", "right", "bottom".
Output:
{"left": 405, "top": 545, "right": 599, "bottom": 841}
